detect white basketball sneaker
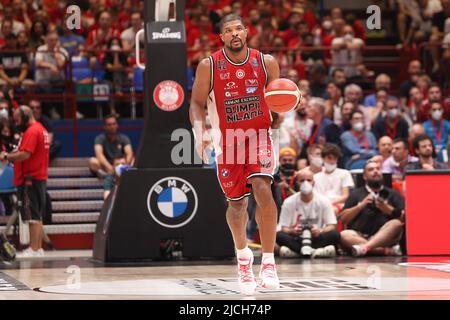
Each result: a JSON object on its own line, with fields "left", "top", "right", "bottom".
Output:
{"left": 237, "top": 256, "right": 257, "bottom": 295}
{"left": 259, "top": 258, "right": 280, "bottom": 290}
{"left": 311, "top": 245, "right": 336, "bottom": 259}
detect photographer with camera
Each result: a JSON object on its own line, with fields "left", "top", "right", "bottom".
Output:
{"left": 274, "top": 147, "right": 299, "bottom": 202}
{"left": 276, "top": 169, "right": 340, "bottom": 259}
{"left": 340, "top": 160, "right": 405, "bottom": 257}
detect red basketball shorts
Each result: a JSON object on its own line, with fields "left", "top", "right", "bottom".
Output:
{"left": 215, "top": 133, "right": 276, "bottom": 201}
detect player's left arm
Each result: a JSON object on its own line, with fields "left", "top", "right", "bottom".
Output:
{"left": 263, "top": 54, "right": 280, "bottom": 85}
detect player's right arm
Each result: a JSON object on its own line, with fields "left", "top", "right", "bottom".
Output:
{"left": 189, "top": 57, "right": 212, "bottom": 162}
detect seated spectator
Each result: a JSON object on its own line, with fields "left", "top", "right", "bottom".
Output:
{"left": 423, "top": 101, "right": 450, "bottom": 162}
{"left": 276, "top": 169, "right": 340, "bottom": 258}
{"left": 324, "top": 81, "right": 344, "bottom": 124}
{"left": 58, "top": 17, "right": 86, "bottom": 57}
{"left": 121, "top": 11, "right": 144, "bottom": 52}
{"left": 86, "top": 10, "right": 121, "bottom": 61}
{"left": 29, "top": 20, "right": 47, "bottom": 50}
{"left": 341, "top": 110, "right": 378, "bottom": 169}
{"left": 372, "top": 99, "right": 410, "bottom": 140}
{"left": 89, "top": 114, "right": 134, "bottom": 178}
{"left": 29, "top": 99, "right": 62, "bottom": 161}
{"left": 405, "top": 86, "right": 425, "bottom": 125}
{"left": 305, "top": 97, "right": 340, "bottom": 146}
{"left": 281, "top": 101, "right": 313, "bottom": 153}
{"left": 302, "top": 143, "right": 324, "bottom": 174}
{"left": 274, "top": 147, "right": 300, "bottom": 203}
{"left": 331, "top": 25, "right": 364, "bottom": 78}
{"left": 309, "top": 62, "right": 328, "bottom": 98}
{"left": 405, "top": 134, "right": 448, "bottom": 170}
{"left": 0, "top": 18, "right": 14, "bottom": 47}
{"left": 344, "top": 83, "right": 371, "bottom": 129}
{"left": 104, "top": 37, "right": 129, "bottom": 96}
{"left": 314, "top": 144, "right": 354, "bottom": 214}
{"left": 399, "top": 60, "right": 422, "bottom": 105}
{"left": 338, "top": 101, "right": 356, "bottom": 134}
{"left": 377, "top": 136, "right": 393, "bottom": 163}
{"left": 382, "top": 138, "right": 418, "bottom": 181}
{"left": 363, "top": 74, "right": 398, "bottom": 107}
{"left": 0, "top": 33, "right": 34, "bottom": 90}
{"left": 331, "top": 68, "right": 347, "bottom": 87}
{"left": 419, "top": 85, "right": 450, "bottom": 122}
{"left": 35, "top": 31, "right": 69, "bottom": 90}
{"left": 340, "top": 160, "right": 405, "bottom": 257}
{"left": 408, "top": 123, "right": 426, "bottom": 155}
{"left": 0, "top": 9, "right": 25, "bottom": 38}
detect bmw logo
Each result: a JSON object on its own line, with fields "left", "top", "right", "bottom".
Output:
{"left": 221, "top": 169, "right": 229, "bottom": 177}
{"left": 147, "top": 177, "right": 198, "bottom": 228}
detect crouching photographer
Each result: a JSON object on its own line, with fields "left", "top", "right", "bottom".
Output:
{"left": 274, "top": 147, "right": 300, "bottom": 202}
{"left": 276, "top": 169, "right": 341, "bottom": 259}
{"left": 340, "top": 159, "right": 405, "bottom": 257}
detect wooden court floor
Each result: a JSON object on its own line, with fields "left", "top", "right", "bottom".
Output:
{"left": 1, "top": 250, "right": 450, "bottom": 300}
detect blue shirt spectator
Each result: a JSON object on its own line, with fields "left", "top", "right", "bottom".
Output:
{"left": 423, "top": 102, "right": 450, "bottom": 162}
{"left": 341, "top": 110, "right": 378, "bottom": 169}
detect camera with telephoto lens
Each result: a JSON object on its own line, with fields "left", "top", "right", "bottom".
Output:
{"left": 300, "top": 223, "right": 313, "bottom": 257}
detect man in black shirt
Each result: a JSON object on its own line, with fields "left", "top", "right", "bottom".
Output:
{"left": 405, "top": 134, "right": 448, "bottom": 170}
{"left": 89, "top": 114, "right": 134, "bottom": 177}
{"left": 29, "top": 99, "right": 62, "bottom": 160}
{"left": 0, "top": 33, "right": 33, "bottom": 90}
{"left": 340, "top": 160, "right": 405, "bottom": 257}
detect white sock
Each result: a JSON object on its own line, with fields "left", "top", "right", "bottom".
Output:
{"left": 236, "top": 247, "right": 253, "bottom": 261}
{"left": 262, "top": 252, "right": 275, "bottom": 264}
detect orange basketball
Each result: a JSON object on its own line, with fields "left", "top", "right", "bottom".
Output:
{"left": 264, "top": 78, "right": 301, "bottom": 113}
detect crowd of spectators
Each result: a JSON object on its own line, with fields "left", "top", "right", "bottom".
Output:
{"left": 0, "top": 0, "right": 448, "bottom": 119}
{"left": 1, "top": 0, "right": 450, "bottom": 257}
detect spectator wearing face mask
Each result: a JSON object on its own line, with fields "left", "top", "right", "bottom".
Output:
{"left": 303, "top": 144, "right": 324, "bottom": 174}
{"left": 276, "top": 169, "right": 340, "bottom": 259}
{"left": 314, "top": 144, "right": 355, "bottom": 215}
{"left": 372, "top": 99, "right": 410, "bottom": 141}
{"left": 274, "top": 147, "right": 300, "bottom": 202}
{"left": 422, "top": 102, "right": 450, "bottom": 162}
{"left": 341, "top": 110, "right": 378, "bottom": 169}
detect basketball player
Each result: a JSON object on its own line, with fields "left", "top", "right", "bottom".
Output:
{"left": 189, "top": 14, "right": 281, "bottom": 295}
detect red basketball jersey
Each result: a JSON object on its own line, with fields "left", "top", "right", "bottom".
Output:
{"left": 207, "top": 48, "right": 272, "bottom": 145}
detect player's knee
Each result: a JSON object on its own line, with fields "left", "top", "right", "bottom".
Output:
{"left": 228, "top": 198, "right": 248, "bottom": 213}
{"left": 250, "top": 178, "right": 272, "bottom": 205}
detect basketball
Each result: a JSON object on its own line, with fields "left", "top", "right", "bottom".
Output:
{"left": 264, "top": 78, "right": 301, "bottom": 113}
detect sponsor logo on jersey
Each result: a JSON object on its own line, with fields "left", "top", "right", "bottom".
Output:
{"left": 245, "top": 79, "right": 259, "bottom": 87}
{"left": 221, "top": 169, "right": 229, "bottom": 177}
{"left": 224, "top": 96, "right": 263, "bottom": 122}
{"left": 236, "top": 69, "right": 245, "bottom": 79}
{"left": 225, "top": 91, "right": 239, "bottom": 98}
{"left": 147, "top": 177, "right": 198, "bottom": 228}
{"left": 223, "top": 181, "right": 234, "bottom": 188}
{"left": 259, "top": 158, "right": 272, "bottom": 169}
{"left": 246, "top": 87, "right": 258, "bottom": 94}
{"left": 219, "top": 72, "right": 230, "bottom": 80}
{"left": 153, "top": 80, "right": 184, "bottom": 112}
{"left": 217, "top": 59, "right": 226, "bottom": 71}
{"left": 224, "top": 81, "right": 238, "bottom": 90}
{"left": 251, "top": 57, "right": 259, "bottom": 67}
